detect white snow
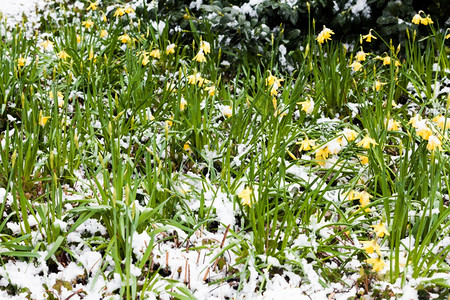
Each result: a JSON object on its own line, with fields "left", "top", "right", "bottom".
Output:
{"left": 0, "top": 0, "right": 42, "bottom": 18}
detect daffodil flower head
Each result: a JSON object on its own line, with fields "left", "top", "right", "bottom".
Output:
{"left": 114, "top": 7, "right": 126, "bottom": 17}
{"left": 358, "top": 155, "right": 369, "bottom": 165}
{"left": 370, "top": 222, "right": 390, "bottom": 237}
{"left": 200, "top": 40, "right": 210, "bottom": 54}
{"left": 40, "top": 39, "right": 54, "bottom": 51}
{"left": 150, "top": 49, "right": 161, "bottom": 59}
{"left": 412, "top": 13, "right": 422, "bottom": 24}
{"left": 374, "top": 80, "right": 386, "bottom": 91}
{"left": 359, "top": 191, "right": 372, "bottom": 211}
{"left": 183, "top": 141, "right": 191, "bottom": 152}
{"left": 350, "top": 61, "right": 363, "bottom": 72}
{"left": 355, "top": 50, "right": 366, "bottom": 62}
{"left": 420, "top": 15, "right": 433, "bottom": 25}
{"left": 82, "top": 19, "right": 94, "bottom": 29}
{"left": 343, "top": 128, "right": 358, "bottom": 142}
{"left": 166, "top": 43, "right": 176, "bottom": 55}
{"left": 118, "top": 33, "right": 131, "bottom": 44}
{"left": 360, "top": 239, "right": 381, "bottom": 256}
{"left": 187, "top": 72, "right": 203, "bottom": 86}
{"left": 17, "top": 57, "right": 27, "bottom": 67}
{"left": 366, "top": 257, "right": 386, "bottom": 272}
{"left": 180, "top": 97, "right": 187, "bottom": 111}
{"left": 100, "top": 30, "right": 108, "bottom": 38}
{"left": 297, "top": 136, "right": 316, "bottom": 151}
{"left": 39, "top": 110, "right": 51, "bottom": 127}
{"left": 297, "top": 99, "right": 314, "bottom": 114}
{"left": 357, "top": 135, "right": 378, "bottom": 149}
{"left": 124, "top": 6, "right": 135, "bottom": 14}
{"left": 193, "top": 49, "right": 206, "bottom": 63}
{"left": 315, "top": 146, "right": 330, "bottom": 165}
{"left": 57, "top": 50, "right": 70, "bottom": 60}
{"left": 387, "top": 119, "right": 401, "bottom": 131}
{"left": 221, "top": 105, "right": 232, "bottom": 118}
{"left": 316, "top": 25, "right": 334, "bottom": 44}
{"left": 343, "top": 189, "right": 360, "bottom": 201}
{"left": 416, "top": 126, "right": 432, "bottom": 140}
{"left": 238, "top": 186, "right": 253, "bottom": 207}
{"left": 432, "top": 115, "right": 450, "bottom": 130}
{"left": 140, "top": 54, "right": 149, "bottom": 66}
{"left": 427, "top": 135, "right": 442, "bottom": 151}
{"left": 204, "top": 85, "right": 216, "bottom": 96}
{"left": 362, "top": 29, "right": 377, "bottom": 42}
{"left": 86, "top": 1, "right": 99, "bottom": 11}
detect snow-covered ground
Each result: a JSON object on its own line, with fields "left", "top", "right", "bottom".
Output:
{"left": 0, "top": 0, "right": 42, "bottom": 17}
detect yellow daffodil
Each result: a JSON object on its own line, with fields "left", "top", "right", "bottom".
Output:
{"left": 200, "top": 40, "right": 210, "bottom": 54}
{"left": 166, "top": 43, "right": 176, "bottom": 55}
{"left": 118, "top": 33, "right": 131, "bottom": 43}
{"left": 374, "top": 80, "right": 386, "bottom": 91}
{"left": 222, "top": 105, "right": 233, "bottom": 118}
{"left": 100, "top": 29, "right": 108, "bottom": 38}
{"left": 382, "top": 56, "right": 391, "bottom": 65}
{"left": 77, "top": 34, "right": 81, "bottom": 44}
{"left": 204, "top": 85, "right": 216, "bottom": 96}
{"left": 180, "top": 98, "right": 187, "bottom": 111}
{"left": 358, "top": 155, "right": 369, "bottom": 165}
{"left": 412, "top": 14, "right": 422, "bottom": 25}
{"left": 387, "top": 119, "right": 401, "bottom": 131}
{"left": 82, "top": 19, "right": 94, "bottom": 29}
{"left": 265, "top": 71, "right": 283, "bottom": 87}
{"left": 39, "top": 110, "right": 51, "bottom": 127}
{"left": 141, "top": 54, "right": 149, "bottom": 66}
{"left": 49, "top": 91, "right": 64, "bottom": 107}
{"left": 370, "top": 222, "right": 390, "bottom": 237}
{"left": 360, "top": 240, "right": 381, "bottom": 256}
{"left": 193, "top": 50, "right": 206, "bottom": 62}
{"left": 359, "top": 191, "right": 372, "bottom": 211}
{"left": 343, "top": 190, "right": 360, "bottom": 201}
{"left": 366, "top": 257, "right": 386, "bottom": 272}
{"left": 86, "top": 1, "right": 98, "bottom": 11}
{"left": 298, "top": 99, "right": 314, "bottom": 114}
{"left": 343, "top": 128, "right": 358, "bottom": 141}
{"left": 297, "top": 136, "right": 316, "bottom": 151}
{"left": 315, "top": 146, "right": 330, "bottom": 161}
{"left": 394, "top": 59, "right": 401, "bottom": 67}
{"left": 350, "top": 61, "right": 363, "bottom": 72}
{"left": 124, "top": 6, "right": 134, "bottom": 14}
{"left": 238, "top": 186, "right": 253, "bottom": 207}
{"left": 427, "top": 135, "right": 442, "bottom": 151}
{"left": 421, "top": 16, "right": 433, "bottom": 25}
{"left": 446, "top": 32, "right": 450, "bottom": 39}
{"left": 408, "top": 114, "right": 422, "bottom": 128}
{"left": 187, "top": 74, "right": 199, "bottom": 85}
{"left": 150, "top": 49, "right": 161, "bottom": 59}
{"left": 432, "top": 115, "right": 450, "bottom": 130}
{"left": 57, "top": 50, "right": 70, "bottom": 60}
{"left": 17, "top": 57, "right": 27, "bottom": 67}
{"left": 355, "top": 50, "right": 366, "bottom": 61}
{"left": 40, "top": 39, "right": 54, "bottom": 51}
{"left": 362, "top": 30, "right": 377, "bottom": 42}
{"left": 114, "top": 7, "right": 126, "bottom": 17}
{"left": 417, "top": 126, "right": 432, "bottom": 140}
{"left": 357, "top": 135, "right": 378, "bottom": 149}
{"left": 316, "top": 26, "right": 334, "bottom": 44}
{"left": 183, "top": 141, "right": 191, "bottom": 152}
